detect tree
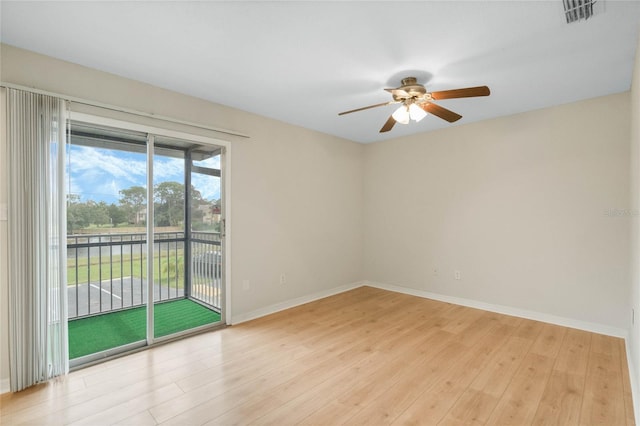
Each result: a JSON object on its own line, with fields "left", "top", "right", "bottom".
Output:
{"left": 119, "top": 186, "right": 146, "bottom": 224}
{"left": 90, "top": 201, "right": 110, "bottom": 226}
{"left": 67, "top": 194, "right": 86, "bottom": 233}
{"left": 67, "top": 196, "right": 113, "bottom": 231}
{"left": 190, "top": 187, "right": 204, "bottom": 205}
{"left": 154, "top": 181, "right": 184, "bottom": 226}
{"left": 107, "top": 203, "right": 127, "bottom": 226}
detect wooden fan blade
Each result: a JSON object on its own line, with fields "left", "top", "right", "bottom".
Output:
{"left": 421, "top": 102, "right": 462, "bottom": 123}
{"left": 379, "top": 115, "right": 396, "bottom": 133}
{"left": 384, "top": 88, "right": 411, "bottom": 98}
{"left": 430, "top": 86, "right": 490, "bottom": 100}
{"left": 338, "top": 101, "right": 393, "bottom": 116}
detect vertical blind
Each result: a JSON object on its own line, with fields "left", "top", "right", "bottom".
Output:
{"left": 6, "top": 88, "right": 68, "bottom": 391}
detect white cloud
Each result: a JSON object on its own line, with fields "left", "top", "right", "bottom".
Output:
{"left": 68, "top": 146, "right": 188, "bottom": 202}
{"left": 66, "top": 174, "right": 82, "bottom": 198}
{"left": 67, "top": 146, "right": 223, "bottom": 203}
{"left": 68, "top": 146, "right": 146, "bottom": 182}
{"left": 191, "top": 173, "right": 221, "bottom": 202}
{"left": 153, "top": 156, "right": 184, "bottom": 181}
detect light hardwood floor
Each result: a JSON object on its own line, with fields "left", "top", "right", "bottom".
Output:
{"left": 0, "top": 286, "right": 635, "bottom": 425}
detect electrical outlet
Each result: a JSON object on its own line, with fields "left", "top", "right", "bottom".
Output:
{"left": 454, "top": 270, "right": 461, "bottom": 280}
{"left": 433, "top": 268, "right": 438, "bottom": 277}
{"left": 280, "top": 273, "right": 286, "bottom": 285}
{"left": 242, "top": 280, "right": 250, "bottom": 291}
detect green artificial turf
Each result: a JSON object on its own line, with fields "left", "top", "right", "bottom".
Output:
{"left": 68, "top": 299, "right": 221, "bottom": 359}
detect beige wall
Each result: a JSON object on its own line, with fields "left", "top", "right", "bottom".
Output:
{"left": 0, "top": 44, "right": 365, "bottom": 388}
{"left": 364, "top": 93, "right": 631, "bottom": 330}
{"left": 1, "top": 42, "right": 636, "bottom": 393}
{"left": 630, "top": 33, "right": 640, "bottom": 396}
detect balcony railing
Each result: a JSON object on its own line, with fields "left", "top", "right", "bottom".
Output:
{"left": 67, "top": 231, "right": 221, "bottom": 319}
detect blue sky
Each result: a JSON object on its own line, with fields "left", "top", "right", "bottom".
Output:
{"left": 67, "top": 145, "right": 221, "bottom": 204}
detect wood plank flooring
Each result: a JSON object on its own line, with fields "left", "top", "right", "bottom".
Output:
{"left": 0, "top": 286, "right": 634, "bottom": 425}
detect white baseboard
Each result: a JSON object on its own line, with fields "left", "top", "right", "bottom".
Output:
{"left": 231, "top": 279, "right": 628, "bottom": 338}
{"left": 230, "top": 281, "right": 365, "bottom": 325}
{"left": 0, "top": 377, "right": 9, "bottom": 394}
{"left": 364, "top": 280, "right": 628, "bottom": 338}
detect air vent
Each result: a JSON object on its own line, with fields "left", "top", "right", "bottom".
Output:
{"left": 563, "top": 0, "right": 599, "bottom": 23}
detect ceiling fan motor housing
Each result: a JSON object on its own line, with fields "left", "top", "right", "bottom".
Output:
{"left": 393, "top": 77, "right": 428, "bottom": 101}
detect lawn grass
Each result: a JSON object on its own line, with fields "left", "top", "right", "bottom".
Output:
{"left": 67, "top": 251, "right": 185, "bottom": 288}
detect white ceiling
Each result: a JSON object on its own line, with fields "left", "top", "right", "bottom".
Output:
{"left": 1, "top": 1, "right": 640, "bottom": 143}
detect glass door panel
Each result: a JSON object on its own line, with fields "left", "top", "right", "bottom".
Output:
{"left": 66, "top": 121, "right": 149, "bottom": 362}
{"left": 152, "top": 140, "right": 223, "bottom": 339}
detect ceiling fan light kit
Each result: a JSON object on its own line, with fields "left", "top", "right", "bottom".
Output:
{"left": 408, "top": 104, "right": 427, "bottom": 122}
{"left": 392, "top": 103, "right": 428, "bottom": 124}
{"left": 339, "top": 76, "right": 490, "bottom": 133}
{"left": 391, "top": 106, "right": 410, "bottom": 124}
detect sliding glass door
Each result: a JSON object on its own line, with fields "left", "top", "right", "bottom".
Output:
{"left": 66, "top": 119, "right": 225, "bottom": 366}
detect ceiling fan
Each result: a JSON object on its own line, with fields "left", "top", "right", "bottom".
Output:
{"left": 338, "top": 77, "right": 490, "bottom": 133}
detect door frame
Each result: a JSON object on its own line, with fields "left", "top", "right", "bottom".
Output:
{"left": 69, "top": 111, "right": 233, "bottom": 329}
